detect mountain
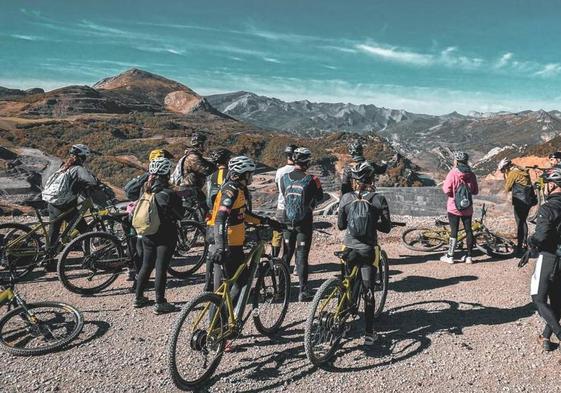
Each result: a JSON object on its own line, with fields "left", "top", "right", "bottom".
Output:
{"left": 206, "top": 91, "right": 428, "bottom": 134}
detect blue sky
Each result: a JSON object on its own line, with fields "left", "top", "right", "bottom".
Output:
{"left": 1, "top": 0, "right": 561, "bottom": 115}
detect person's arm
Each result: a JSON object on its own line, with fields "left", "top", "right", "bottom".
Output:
{"left": 471, "top": 174, "right": 479, "bottom": 196}
{"left": 340, "top": 166, "right": 351, "bottom": 195}
{"left": 503, "top": 171, "right": 516, "bottom": 193}
{"left": 377, "top": 195, "right": 392, "bottom": 234}
{"left": 369, "top": 160, "right": 388, "bottom": 175}
{"left": 75, "top": 166, "right": 99, "bottom": 188}
{"left": 528, "top": 205, "right": 555, "bottom": 250}
{"left": 337, "top": 195, "right": 349, "bottom": 230}
{"left": 442, "top": 171, "right": 453, "bottom": 196}
{"left": 311, "top": 175, "right": 324, "bottom": 207}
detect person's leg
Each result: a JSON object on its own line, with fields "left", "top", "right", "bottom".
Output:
{"left": 513, "top": 200, "right": 529, "bottom": 251}
{"left": 282, "top": 228, "right": 297, "bottom": 269}
{"left": 531, "top": 254, "right": 561, "bottom": 341}
{"left": 228, "top": 247, "right": 247, "bottom": 308}
{"left": 204, "top": 227, "right": 215, "bottom": 292}
{"left": 461, "top": 215, "right": 473, "bottom": 257}
{"left": 154, "top": 234, "right": 178, "bottom": 305}
{"left": 356, "top": 248, "right": 376, "bottom": 339}
{"left": 47, "top": 203, "right": 65, "bottom": 250}
{"left": 135, "top": 236, "right": 157, "bottom": 303}
{"left": 444, "top": 213, "right": 460, "bottom": 259}
{"left": 295, "top": 219, "right": 313, "bottom": 294}
{"left": 544, "top": 275, "right": 561, "bottom": 340}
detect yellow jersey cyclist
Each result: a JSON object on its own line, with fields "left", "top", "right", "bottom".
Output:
{"left": 208, "top": 156, "right": 283, "bottom": 301}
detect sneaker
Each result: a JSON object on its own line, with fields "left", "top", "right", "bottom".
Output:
{"left": 364, "top": 332, "right": 379, "bottom": 346}
{"left": 133, "top": 297, "right": 150, "bottom": 308}
{"left": 126, "top": 270, "right": 136, "bottom": 282}
{"left": 298, "top": 288, "right": 313, "bottom": 302}
{"left": 440, "top": 255, "right": 455, "bottom": 264}
{"left": 537, "top": 335, "right": 556, "bottom": 352}
{"left": 153, "top": 302, "right": 178, "bottom": 315}
{"left": 464, "top": 256, "right": 473, "bottom": 264}
{"left": 292, "top": 270, "right": 299, "bottom": 278}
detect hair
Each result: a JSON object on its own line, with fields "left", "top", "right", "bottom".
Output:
{"left": 61, "top": 155, "right": 79, "bottom": 171}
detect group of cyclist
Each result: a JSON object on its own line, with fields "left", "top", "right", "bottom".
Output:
{"left": 35, "top": 130, "right": 561, "bottom": 352}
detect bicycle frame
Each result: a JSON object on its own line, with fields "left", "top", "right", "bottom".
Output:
{"left": 0, "top": 287, "right": 15, "bottom": 307}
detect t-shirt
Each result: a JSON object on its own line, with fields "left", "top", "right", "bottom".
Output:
{"left": 275, "top": 164, "right": 295, "bottom": 210}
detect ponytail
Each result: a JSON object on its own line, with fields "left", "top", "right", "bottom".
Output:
{"left": 61, "top": 155, "right": 78, "bottom": 172}
{"left": 144, "top": 174, "right": 157, "bottom": 194}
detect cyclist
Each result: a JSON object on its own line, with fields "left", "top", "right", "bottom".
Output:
{"left": 134, "top": 157, "right": 185, "bottom": 314}
{"left": 41, "top": 144, "right": 99, "bottom": 271}
{"left": 527, "top": 167, "right": 561, "bottom": 352}
{"left": 498, "top": 158, "right": 535, "bottom": 256}
{"left": 272, "top": 144, "right": 297, "bottom": 258}
{"left": 171, "top": 131, "right": 215, "bottom": 221}
{"left": 203, "top": 147, "right": 232, "bottom": 291}
{"left": 340, "top": 141, "right": 388, "bottom": 196}
{"left": 208, "top": 156, "right": 282, "bottom": 304}
{"left": 280, "top": 147, "right": 323, "bottom": 301}
{"left": 440, "top": 151, "right": 479, "bottom": 264}
{"left": 337, "top": 161, "right": 391, "bottom": 345}
{"left": 549, "top": 152, "right": 561, "bottom": 168}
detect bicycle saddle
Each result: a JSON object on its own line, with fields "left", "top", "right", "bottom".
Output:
{"left": 435, "top": 219, "right": 449, "bottom": 227}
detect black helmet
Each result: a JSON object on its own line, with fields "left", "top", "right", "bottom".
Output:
{"left": 284, "top": 144, "right": 297, "bottom": 157}
{"left": 292, "top": 147, "right": 312, "bottom": 165}
{"left": 549, "top": 152, "right": 561, "bottom": 160}
{"left": 191, "top": 131, "right": 207, "bottom": 147}
{"left": 351, "top": 161, "right": 375, "bottom": 183}
{"left": 210, "top": 148, "right": 232, "bottom": 165}
{"left": 348, "top": 141, "right": 363, "bottom": 157}
{"left": 452, "top": 151, "right": 469, "bottom": 163}
{"left": 543, "top": 167, "right": 561, "bottom": 186}
{"left": 69, "top": 144, "right": 91, "bottom": 159}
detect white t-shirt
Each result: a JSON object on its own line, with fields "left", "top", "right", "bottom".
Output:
{"left": 275, "top": 164, "right": 295, "bottom": 210}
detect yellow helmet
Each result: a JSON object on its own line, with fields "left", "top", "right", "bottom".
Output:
{"left": 149, "top": 149, "right": 173, "bottom": 162}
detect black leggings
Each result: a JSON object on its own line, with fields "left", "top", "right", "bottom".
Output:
{"left": 213, "top": 246, "right": 247, "bottom": 307}
{"left": 346, "top": 248, "right": 376, "bottom": 335}
{"left": 47, "top": 201, "right": 89, "bottom": 251}
{"left": 136, "top": 229, "right": 178, "bottom": 304}
{"left": 448, "top": 213, "right": 473, "bottom": 257}
{"left": 283, "top": 217, "right": 313, "bottom": 290}
{"left": 531, "top": 252, "right": 561, "bottom": 340}
{"left": 513, "top": 199, "right": 531, "bottom": 249}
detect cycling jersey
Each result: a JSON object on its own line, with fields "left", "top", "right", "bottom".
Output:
{"left": 528, "top": 193, "right": 561, "bottom": 254}
{"left": 178, "top": 148, "right": 215, "bottom": 188}
{"left": 275, "top": 164, "right": 295, "bottom": 210}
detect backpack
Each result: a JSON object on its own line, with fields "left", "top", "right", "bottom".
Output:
{"left": 131, "top": 192, "right": 160, "bottom": 236}
{"left": 454, "top": 180, "right": 472, "bottom": 211}
{"left": 42, "top": 169, "right": 75, "bottom": 205}
{"left": 283, "top": 174, "right": 312, "bottom": 224}
{"left": 347, "top": 192, "right": 374, "bottom": 238}
{"left": 124, "top": 173, "right": 149, "bottom": 201}
{"left": 170, "top": 155, "right": 187, "bottom": 186}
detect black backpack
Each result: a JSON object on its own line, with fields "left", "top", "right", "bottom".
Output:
{"left": 347, "top": 192, "right": 374, "bottom": 238}
{"left": 454, "top": 180, "right": 472, "bottom": 211}
{"left": 283, "top": 174, "right": 312, "bottom": 225}
{"left": 124, "top": 173, "right": 149, "bottom": 201}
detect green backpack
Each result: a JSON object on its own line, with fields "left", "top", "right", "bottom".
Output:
{"left": 132, "top": 192, "right": 160, "bottom": 236}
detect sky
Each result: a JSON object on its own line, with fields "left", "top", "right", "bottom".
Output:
{"left": 1, "top": 0, "right": 561, "bottom": 115}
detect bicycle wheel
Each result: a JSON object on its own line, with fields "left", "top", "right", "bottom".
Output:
{"left": 168, "top": 220, "right": 208, "bottom": 279}
{"left": 253, "top": 259, "right": 290, "bottom": 336}
{"left": 0, "top": 223, "right": 41, "bottom": 281}
{"left": 168, "top": 292, "right": 226, "bottom": 389}
{"left": 304, "top": 277, "right": 347, "bottom": 366}
{"left": 0, "top": 301, "right": 84, "bottom": 356}
{"left": 58, "top": 232, "right": 125, "bottom": 295}
{"left": 474, "top": 230, "right": 516, "bottom": 259}
{"left": 373, "top": 250, "right": 389, "bottom": 318}
{"left": 401, "top": 227, "right": 446, "bottom": 252}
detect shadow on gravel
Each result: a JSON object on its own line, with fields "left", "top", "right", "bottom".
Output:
{"left": 394, "top": 253, "right": 443, "bottom": 265}
{"left": 309, "top": 262, "right": 340, "bottom": 274}
{"left": 65, "top": 320, "right": 110, "bottom": 350}
{"left": 313, "top": 221, "right": 333, "bottom": 230}
{"left": 391, "top": 275, "right": 478, "bottom": 293}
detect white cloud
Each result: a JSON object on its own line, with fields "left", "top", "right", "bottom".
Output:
{"left": 535, "top": 63, "right": 561, "bottom": 78}
{"left": 356, "top": 44, "right": 433, "bottom": 66}
{"left": 263, "top": 57, "right": 282, "bottom": 64}
{"left": 496, "top": 52, "right": 513, "bottom": 68}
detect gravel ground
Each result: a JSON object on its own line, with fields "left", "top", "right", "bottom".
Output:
{"left": 1, "top": 215, "right": 561, "bottom": 393}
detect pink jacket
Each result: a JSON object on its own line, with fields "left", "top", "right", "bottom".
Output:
{"left": 442, "top": 167, "right": 479, "bottom": 216}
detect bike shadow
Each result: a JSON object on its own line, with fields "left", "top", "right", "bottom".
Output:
{"left": 391, "top": 275, "right": 478, "bottom": 293}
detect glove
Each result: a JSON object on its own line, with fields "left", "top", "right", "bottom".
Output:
{"left": 212, "top": 248, "right": 229, "bottom": 265}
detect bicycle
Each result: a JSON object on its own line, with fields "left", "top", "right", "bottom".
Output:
{"left": 401, "top": 204, "right": 515, "bottom": 258}
{"left": 167, "top": 224, "right": 290, "bottom": 389}
{"left": 57, "top": 210, "right": 208, "bottom": 295}
{"left": 303, "top": 223, "right": 403, "bottom": 366}
{"left": 0, "top": 196, "right": 120, "bottom": 281}
{"left": 0, "top": 236, "right": 84, "bottom": 356}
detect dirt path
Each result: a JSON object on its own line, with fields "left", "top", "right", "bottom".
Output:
{"left": 1, "top": 217, "right": 560, "bottom": 393}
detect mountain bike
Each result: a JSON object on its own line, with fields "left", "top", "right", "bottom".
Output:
{"left": 167, "top": 224, "right": 290, "bottom": 389}
{"left": 0, "top": 237, "right": 84, "bottom": 356}
{"left": 401, "top": 204, "right": 515, "bottom": 258}
{"left": 0, "top": 196, "right": 120, "bottom": 281}
{"left": 303, "top": 224, "right": 402, "bottom": 366}
{"left": 57, "top": 211, "right": 208, "bottom": 295}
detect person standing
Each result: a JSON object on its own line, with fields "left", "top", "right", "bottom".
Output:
{"left": 527, "top": 167, "right": 561, "bottom": 353}
{"left": 134, "top": 158, "right": 185, "bottom": 314}
{"left": 498, "top": 158, "right": 536, "bottom": 255}
{"left": 271, "top": 144, "right": 297, "bottom": 258}
{"left": 340, "top": 141, "right": 388, "bottom": 196}
{"left": 280, "top": 147, "right": 323, "bottom": 301}
{"left": 440, "top": 151, "right": 479, "bottom": 264}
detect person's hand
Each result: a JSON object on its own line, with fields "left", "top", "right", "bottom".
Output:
{"left": 212, "top": 248, "right": 229, "bottom": 265}
{"left": 263, "top": 217, "right": 283, "bottom": 231}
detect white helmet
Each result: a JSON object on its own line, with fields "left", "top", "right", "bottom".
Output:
{"left": 70, "top": 144, "right": 91, "bottom": 158}
{"left": 497, "top": 158, "right": 512, "bottom": 172}
{"left": 148, "top": 157, "right": 172, "bottom": 175}
{"left": 452, "top": 151, "right": 468, "bottom": 163}
{"left": 228, "top": 156, "right": 256, "bottom": 175}
{"left": 292, "top": 147, "right": 312, "bottom": 165}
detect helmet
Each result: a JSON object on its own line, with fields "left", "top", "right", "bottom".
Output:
{"left": 69, "top": 144, "right": 91, "bottom": 158}
{"left": 452, "top": 151, "right": 469, "bottom": 163}
{"left": 148, "top": 157, "right": 172, "bottom": 176}
{"left": 497, "top": 158, "right": 512, "bottom": 172}
{"left": 347, "top": 141, "right": 363, "bottom": 157}
{"left": 284, "top": 144, "right": 297, "bottom": 156}
{"left": 292, "top": 147, "right": 312, "bottom": 165}
{"left": 191, "top": 131, "right": 207, "bottom": 147}
{"left": 210, "top": 148, "right": 232, "bottom": 165}
{"left": 543, "top": 167, "right": 561, "bottom": 186}
{"left": 228, "top": 156, "right": 256, "bottom": 175}
{"left": 148, "top": 149, "right": 173, "bottom": 162}
{"left": 549, "top": 152, "right": 561, "bottom": 160}
{"left": 351, "top": 161, "right": 375, "bottom": 183}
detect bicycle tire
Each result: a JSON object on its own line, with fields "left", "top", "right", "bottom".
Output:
{"left": 168, "top": 220, "right": 208, "bottom": 279}
{"left": 474, "top": 231, "right": 516, "bottom": 259}
{"left": 0, "top": 301, "right": 84, "bottom": 356}
{"left": 168, "top": 292, "right": 226, "bottom": 389}
{"left": 401, "top": 227, "right": 446, "bottom": 252}
{"left": 253, "top": 260, "right": 290, "bottom": 336}
{"left": 0, "top": 223, "right": 41, "bottom": 281}
{"left": 304, "top": 277, "right": 346, "bottom": 366}
{"left": 57, "top": 231, "right": 124, "bottom": 295}
{"left": 373, "top": 250, "right": 389, "bottom": 319}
